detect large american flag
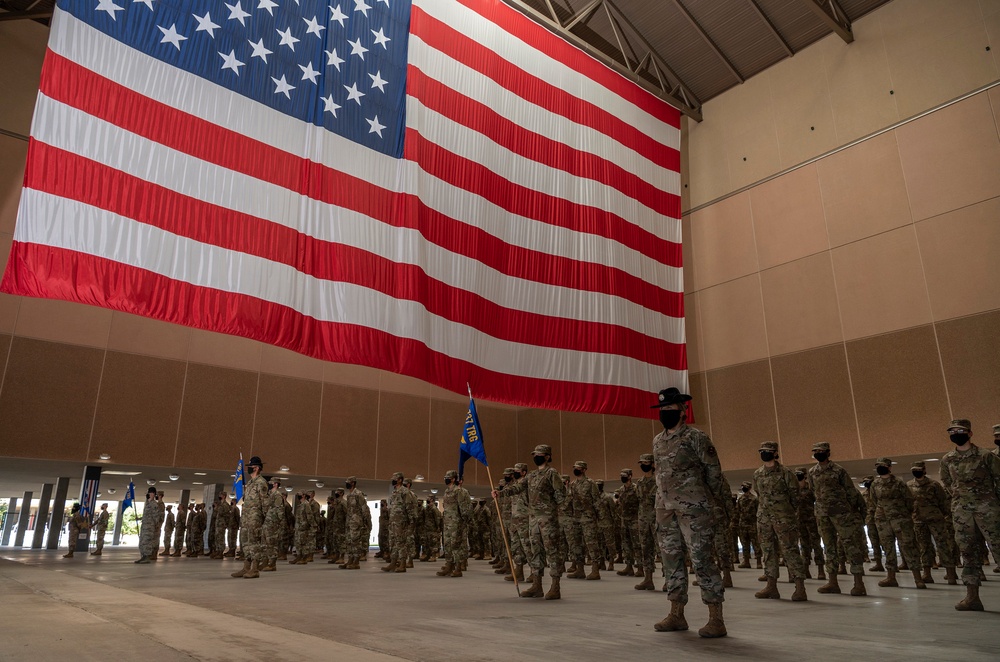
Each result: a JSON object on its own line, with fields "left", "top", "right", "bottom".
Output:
{"left": 1, "top": 0, "right": 685, "bottom": 418}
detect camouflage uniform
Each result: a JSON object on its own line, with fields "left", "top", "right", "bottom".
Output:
{"left": 388, "top": 474, "right": 418, "bottom": 569}
{"left": 808, "top": 444, "right": 867, "bottom": 578}
{"left": 618, "top": 472, "right": 640, "bottom": 570}
{"left": 342, "top": 481, "right": 367, "bottom": 566}
{"left": 213, "top": 497, "right": 232, "bottom": 557}
{"left": 557, "top": 475, "right": 575, "bottom": 566}
{"left": 282, "top": 496, "right": 294, "bottom": 556}
{"left": 190, "top": 505, "right": 206, "bottom": 555}
{"left": 242, "top": 471, "right": 269, "bottom": 562}
{"left": 597, "top": 485, "right": 617, "bottom": 564}
{"left": 795, "top": 473, "right": 824, "bottom": 570}
{"left": 712, "top": 475, "right": 735, "bottom": 574}
{"left": 908, "top": 463, "right": 957, "bottom": 571}
{"left": 65, "top": 509, "right": 88, "bottom": 556}
{"left": 138, "top": 491, "right": 160, "bottom": 558}
{"left": 752, "top": 452, "right": 807, "bottom": 583}
{"left": 263, "top": 483, "right": 285, "bottom": 562}
{"left": 440, "top": 472, "right": 471, "bottom": 570}
{"left": 423, "top": 499, "right": 442, "bottom": 559}
{"left": 310, "top": 494, "right": 323, "bottom": 554}
{"left": 163, "top": 508, "right": 175, "bottom": 554}
{"left": 378, "top": 500, "right": 390, "bottom": 558}
{"left": 294, "top": 495, "right": 318, "bottom": 559}
{"left": 328, "top": 493, "right": 347, "bottom": 559}
{"left": 93, "top": 508, "right": 110, "bottom": 554}
{"left": 526, "top": 446, "right": 566, "bottom": 580}
{"left": 569, "top": 463, "right": 602, "bottom": 569}
{"left": 869, "top": 458, "right": 921, "bottom": 577}
{"left": 228, "top": 503, "right": 240, "bottom": 554}
{"left": 734, "top": 485, "right": 760, "bottom": 566}
{"left": 636, "top": 457, "right": 657, "bottom": 579}
{"left": 508, "top": 467, "right": 530, "bottom": 568}
{"left": 362, "top": 499, "right": 373, "bottom": 556}
{"left": 861, "top": 480, "right": 883, "bottom": 565}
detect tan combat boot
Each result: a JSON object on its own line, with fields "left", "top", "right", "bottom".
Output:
{"left": 262, "top": 558, "right": 276, "bottom": 572}
{"left": 791, "top": 578, "right": 808, "bottom": 601}
{"left": 231, "top": 559, "right": 250, "bottom": 578}
{"left": 738, "top": 556, "right": 751, "bottom": 569}
{"left": 955, "top": 584, "right": 984, "bottom": 611}
{"left": 945, "top": 567, "right": 958, "bottom": 585}
{"left": 519, "top": 573, "right": 543, "bottom": 598}
{"left": 505, "top": 564, "right": 524, "bottom": 582}
{"left": 244, "top": 559, "right": 260, "bottom": 579}
{"left": 451, "top": 565, "right": 463, "bottom": 577}
{"left": 568, "top": 563, "right": 586, "bottom": 580}
{"left": 395, "top": 560, "right": 407, "bottom": 572}
{"left": 586, "top": 562, "right": 601, "bottom": 580}
{"left": 912, "top": 569, "right": 927, "bottom": 589}
{"left": 544, "top": 576, "right": 561, "bottom": 600}
{"left": 722, "top": 567, "right": 733, "bottom": 588}
{"left": 817, "top": 573, "right": 841, "bottom": 594}
{"left": 348, "top": 557, "right": 361, "bottom": 570}
{"left": 850, "top": 574, "right": 867, "bottom": 596}
{"left": 698, "top": 603, "right": 727, "bottom": 638}
{"left": 653, "top": 601, "right": 688, "bottom": 632}
{"left": 566, "top": 560, "right": 578, "bottom": 575}
{"left": 869, "top": 559, "right": 885, "bottom": 572}
{"left": 816, "top": 564, "right": 827, "bottom": 580}
{"left": 494, "top": 561, "right": 509, "bottom": 575}
{"left": 617, "top": 563, "right": 635, "bottom": 577}
{"left": 878, "top": 569, "right": 898, "bottom": 587}
{"left": 63, "top": 550, "right": 74, "bottom": 558}
{"left": 754, "top": 576, "right": 780, "bottom": 599}
{"left": 921, "top": 567, "right": 934, "bottom": 584}
{"left": 436, "top": 561, "right": 453, "bottom": 576}
{"left": 635, "top": 569, "right": 655, "bottom": 591}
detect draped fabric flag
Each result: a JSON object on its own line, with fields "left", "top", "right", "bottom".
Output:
{"left": 233, "top": 454, "right": 245, "bottom": 503}
{"left": 121, "top": 480, "right": 136, "bottom": 511}
{"left": 458, "top": 396, "right": 487, "bottom": 478}
{"left": 0, "top": 0, "right": 686, "bottom": 418}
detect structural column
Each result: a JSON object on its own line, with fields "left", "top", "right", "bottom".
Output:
{"left": 46, "top": 477, "right": 71, "bottom": 550}
{"left": 112, "top": 499, "right": 126, "bottom": 546}
{"left": 14, "top": 491, "right": 33, "bottom": 547}
{"left": 31, "top": 483, "right": 54, "bottom": 549}
{"left": 76, "top": 466, "right": 102, "bottom": 552}
{"left": 1, "top": 498, "right": 18, "bottom": 546}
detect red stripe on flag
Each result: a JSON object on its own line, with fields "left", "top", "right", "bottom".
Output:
{"left": 1, "top": 240, "right": 664, "bottom": 419}
{"left": 21, "top": 140, "right": 686, "bottom": 368}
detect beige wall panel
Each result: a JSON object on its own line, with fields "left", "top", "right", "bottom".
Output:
{"left": 878, "top": 0, "right": 984, "bottom": 46}
{"left": 686, "top": 110, "right": 733, "bottom": 208}
{"left": 0, "top": 333, "right": 9, "bottom": 394}
{"left": 516, "top": 408, "right": 562, "bottom": 473}
{"left": 175, "top": 364, "right": 256, "bottom": 471}
{"left": 882, "top": 7, "right": 996, "bottom": 119}
{"left": 992, "top": 85, "right": 1000, "bottom": 128}
{"left": 252, "top": 374, "right": 322, "bottom": 476}
{"left": 705, "top": 360, "right": 779, "bottom": 471}
{"left": 992, "top": 11, "right": 1000, "bottom": 70}
{"left": 832, "top": 226, "right": 933, "bottom": 340}
{"left": 935, "top": 310, "right": 1000, "bottom": 432}
{"left": 681, "top": 215, "right": 695, "bottom": 295}
{"left": 14, "top": 298, "right": 113, "bottom": 349}
{"left": 604, "top": 414, "right": 657, "bottom": 480}
{"left": 896, "top": 94, "right": 1000, "bottom": 222}
{"left": 428, "top": 398, "right": 467, "bottom": 482}
{"left": 771, "top": 345, "right": 862, "bottom": 467}
{"left": 317, "top": 384, "right": 378, "bottom": 479}
{"left": 0, "top": 22, "right": 46, "bottom": 137}
{"left": 379, "top": 371, "right": 432, "bottom": 398}
{"left": 259, "top": 344, "right": 324, "bottom": 382}
{"left": 727, "top": 126, "right": 783, "bottom": 192}
{"left": 823, "top": 18, "right": 899, "bottom": 143}
{"left": 471, "top": 404, "right": 518, "bottom": 486}
{"left": 321, "top": 361, "right": 381, "bottom": 390}
{"left": 687, "top": 370, "right": 711, "bottom": 438}
{"left": 106, "top": 312, "right": 192, "bottom": 362}
{"left": 684, "top": 292, "right": 704, "bottom": 373}
{"left": 689, "top": 192, "right": 758, "bottom": 291}
{"left": 749, "top": 164, "right": 830, "bottom": 270}
{"left": 698, "top": 274, "right": 768, "bottom": 370}
{"left": 187, "top": 328, "right": 262, "bottom": 372}
{"left": 846, "top": 325, "right": 952, "bottom": 459}
{"left": 760, "top": 253, "right": 843, "bottom": 356}
{"left": 0, "top": 135, "right": 28, "bottom": 235}
{"left": 0, "top": 233, "right": 19, "bottom": 335}
{"left": 375, "top": 392, "right": 429, "bottom": 480}
{"left": 560, "top": 411, "right": 607, "bottom": 480}
{"left": 425, "top": 383, "right": 468, "bottom": 405}
{"left": 90, "top": 352, "right": 185, "bottom": 466}
{"left": 818, "top": 132, "right": 913, "bottom": 247}
{"left": 0, "top": 337, "right": 103, "bottom": 460}
{"left": 712, "top": 69, "right": 777, "bottom": 140}
{"left": 916, "top": 197, "right": 1000, "bottom": 321}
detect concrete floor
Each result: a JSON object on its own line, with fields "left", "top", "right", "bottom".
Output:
{"left": 1, "top": 549, "right": 998, "bottom": 662}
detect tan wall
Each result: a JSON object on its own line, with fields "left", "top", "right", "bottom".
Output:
{"left": 683, "top": 0, "right": 1000, "bottom": 469}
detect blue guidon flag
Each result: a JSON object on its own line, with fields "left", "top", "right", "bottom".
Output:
{"left": 458, "top": 395, "right": 487, "bottom": 478}
{"left": 233, "top": 454, "right": 245, "bottom": 502}
{"left": 121, "top": 480, "right": 136, "bottom": 511}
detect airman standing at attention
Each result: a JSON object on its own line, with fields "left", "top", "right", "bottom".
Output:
{"left": 794, "top": 469, "right": 824, "bottom": 579}
{"left": 212, "top": 492, "right": 231, "bottom": 560}
{"left": 908, "top": 461, "right": 958, "bottom": 585}
{"left": 339, "top": 477, "right": 366, "bottom": 570}
{"left": 860, "top": 476, "right": 885, "bottom": 572}
{"left": 752, "top": 441, "right": 808, "bottom": 602}
{"left": 162, "top": 504, "right": 175, "bottom": 557}
{"left": 228, "top": 498, "right": 240, "bottom": 558}
{"left": 505, "top": 463, "right": 530, "bottom": 583}
{"left": 438, "top": 470, "right": 470, "bottom": 577}
{"left": 870, "top": 458, "right": 924, "bottom": 589}
{"left": 808, "top": 442, "right": 867, "bottom": 597}
{"left": 171, "top": 503, "right": 187, "bottom": 557}
{"left": 135, "top": 487, "right": 159, "bottom": 564}
{"left": 634, "top": 454, "right": 658, "bottom": 591}
{"left": 152, "top": 491, "right": 165, "bottom": 560}
{"left": 519, "top": 444, "right": 566, "bottom": 600}
{"left": 231, "top": 456, "right": 267, "bottom": 579}
{"left": 63, "top": 503, "right": 88, "bottom": 559}
{"left": 91, "top": 503, "right": 110, "bottom": 556}
{"left": 261, "top": 476, "right": 285, "bottom": 572}
{"left": 617, "top": 468, "right": 640, "bottom": 578}
{"left": 383, "top": 472, "right": 417, "bottom": 573}
{"left": 735, "top": 481, "right": 760, "bottom": 569}
{"left": 569, "top": 460, "right": 603, "bottom": 580}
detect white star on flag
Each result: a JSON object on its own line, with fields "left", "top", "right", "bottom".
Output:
{"left": 193, "top": 12, "right": 221, "bottom": 38}
{"left": 324, "top": 48, "right": 345, "bottom": 71}
{"left": 248, "top": 37, "right": 273, "bottom": 63}
{"left": 95, "top": 0, "right": 124, "bottom": 20}
{"left": 371, "top": 27, "right": 390, "bottom": 49}
{"left": 322, "top": 94, "right": 341, "bottom": 117}
{"left": 226, "top": 1, "right": 251, "bottom": 26}
{"left": 353, "top": 0, "right": 371, "bottom": 16}
{"left": 257, "top": 0, "right": 278, "bottom": 15}
{"left": 377, "top": 0, "right": 389, "bottom": 5}
{"left": 277, "top": 26, "right": 300, "bottom": 51}
{"left": 366, "top": 115, "right": 386, "bottom": 137}
{"left": 299, "top": 61, "right": 320, "bottom": 84}
{"left": 134, "top": 0, "right": 154, "bottom": 10}
{"left": 157, "top": 24, "right": 188, "bottom": 50}
{"left": 344, "top": 82, "right": 365, "bottom": 105}
{"left": 348, "top": 37, "right": 368, "bottom": 60}
{"left": 303, "top": 16, "right": 325, "bottom": 37}
{"left": 329, "top": 4, "right": 348, "bottom": 26}
{"left": 272, "top": 75, "right": 295, "bottom": 99}
{"left": 369, "top": 70, "right": 387, "bottom": 92}
{"left": 219, "top": 49, "right": 245, "bottom": 75}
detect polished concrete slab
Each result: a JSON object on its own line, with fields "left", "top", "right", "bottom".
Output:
{"left": 1, "top": 548, "right": 998, "bottom": 661}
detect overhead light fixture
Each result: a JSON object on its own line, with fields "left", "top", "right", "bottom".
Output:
{"left": 923, "top": 458, "right": 940, "bottom": 462}
{"left": 96, "top": 492, "right": 102, "bottom": 498}
{"left": 414, "top": 475, "right": 425, "bottom": 481}
{"left": 192, "top": 482, "right": 203, "bottom": 485}
{"left": 104, "top": 470, "right": 142, "bottom": 476}
{"left": 316, "top": 482, "right": 325, "bottom": 488}
{"left": 194, "top": 472, "right": 207, "bottom": 476}
{"left": 308, "top": 478, "right": 318, "bottom": 482}
{"left": 146, "top": 479, "right": 157, "bottom": 486}
{"left": 99, "top": 453, "right": 111, "bottom": 461}
{"left": 169, "top": 474, "right": 179, "bottom": 481}
{"left": 280, "top": 466, "right": 290, "bottom": 472}
{"left": 285, "top": 486, "right": 293, "bottom": 492}
{"left": 107, "top": 488, "right": 117, "bottom": 495}
{"left": 430, "top": 489, "right": 438, "bottom": 494}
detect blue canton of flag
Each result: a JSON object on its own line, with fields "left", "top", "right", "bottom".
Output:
{"left": 233, "top": 455, "right": 245, "bottom": 502}
{"left": 74, "top": 0, "right": 410, "bottom": 157}
{"left": 458, "top": 396, "right": 487, "bottom": 477}
{"left": 122, "top": 480, "right": 136, "bottom": 510}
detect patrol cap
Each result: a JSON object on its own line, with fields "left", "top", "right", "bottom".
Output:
{"left": 335, "top": 488, "right": 345, "bottom": 495}
{"left": 391, "top": 472, "right": 404, "bottom": 480}
{"left": 759, "top": 441, "right": 779, "bottom": 452}
{"left": 444, "top": 470, "right": 458, "bottom": 479}
{"left": 503, "top": 467, "right": 514, "bottom": 475}
{"left": 573, "top": 460, "right": 588, "bottom": 470}
{"left": 794, "top": 467, "right": 806, "bottom": 475}
{"left": 874, "top": 457, "right": 892, "bottom": 467}
{"left": 639, "top": 453, "right": 654, "bottom": 463}
{"left": 247, "top": 456, "right": 264, "bottom": 468}
{"left": 620, "top": 468, "right": 632, "bottom": 476}
{"left": 740, "top": 481, "right": 751, "bottom": 489}
{"left": 811, "top": 442, "right": 831, "bottom": 452}
{"left": 911, "top": 461, "right": 926, "bottom": 471}
{"left": 993, "top": 424, "right": 1000, "bottom": 434}
{"left": 532, "top": 444, "right": 552, "bottom": 456}
{"left": 347, "top": 476, "right": 357, "bottom": 484}
{"left": 947, "top": 419, "right": 972, "bottom": 432}
{"left": 146, "top": 486, "right": 157, "bottom": 496}
{"left": 651, "top": 387, "right": 692, "bottom": 408}
{"left": 862, "top": 475, "right": 874, "bottom": 483}
{"left": 596, "top": 480, "right": 605, "bottom": 488}
{"left": 514, "top": 463, "right": 528, "bottom": 472}
{"left": 561, "top": 474, "right": 570, "bottom": 481}
{"left": 269, "top": 477, "right": 280, "bottom": 485}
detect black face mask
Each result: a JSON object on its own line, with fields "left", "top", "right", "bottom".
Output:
{"left": 504, "top": 475, "right": 513, "bottom": 483}
{"left": 759, "top": 451, "right": 775, "bottom": 462}
{"left": 912, "top": 471, "right": 925, "bottom": 479}
{"left": 444, "top": 478, "right": 452, "bottom": 485}
{"left": 814, "top": 452, "right": 829, "bottom": 462}
{"left": 639, "top": 463, "right": 653, "bottom": 473}
{"left": 795, "top": 472, "right": 805, "bottom": 481}
{"left": 345, "top": 483, "right": 352, "bottom": 489}
{"left": 950, "top": 433, "right": 970, "bottom": 445}
{"left": 876, "top": 465, "right": 890, "bottom": 475}
{"left": 995, "top": 439, "right": 1000, "bottom": 446}
{"left": 391, "top": 480, "right": 398, "bottom": 487}
{"left": 740, "top": 487, "right": 749, "bottom": 493}
{"left": 620, "top": 476, "right": 629, "bottom": 483}
{"left": 573, "top": 469, "right": 582, "bottom": 477}
{"left": 659, "top": 409, "right": 682, "bottom": 430}
{"left": 862, "top": 481, "right": 871, "bottom": 490}
{"left": 533, "top": 455, "right": 546, "bottom": 466}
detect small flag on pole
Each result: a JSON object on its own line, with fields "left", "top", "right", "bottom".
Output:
{"left": 233, "top": 454, "right": 245, "bottom": 503}
{"left": 459, "top": 395, "right": 488, "bottom": 478}
{"left": 121, "top": 480, "right": 136, "bottom": 510}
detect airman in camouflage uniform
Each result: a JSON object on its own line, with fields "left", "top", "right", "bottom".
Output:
{"left": 438, "top": 470, "right": 471, "bottom": 577}
{"left": 616, "top": 468, "right": 640, "bottom": 577}
{"left": 423, "top": 498, "right": 442, "bottom": 561}
{"left": 228, "top": 499, "right": 240, "bottom": 557}
{"left": 383, "top": 472, "right": 418, "bottom": 573}
{"left": 908, "top": 461, "right": 958, "bottom": 584}
{"left": 153, "top": 492, "right": 165, "bottom": 560}
{"left": 794, "top": 468, "right": 824, "bottom": 578}
{"left": 326, "top": 490, "right": 347, "bottom": 562}
{"left": 712, "top": 474, "right": 735, "bottom": 588}
{"left": 261, "top": 477, "right": 285, "bottom": 571}
{"left": 162, "top": 505, "right": 175, "bottom": 556}
{"left": 91, "top": 503, "right": 110, "bottom": 556}
{"left": 337, "top": 477, "right": 366, "bottom": 569}
{"left": 211, "top": 492, "right": 231, "bottom": 560}
{"left": 869, "top": 457, "right": 924, "bottom": 589}
{"left": 808, "top": 442, "right": 868, "bottom": 596}
{"left": 940, "top": 419, "right": 1000, "bottom": 610}
{"left": 231, "top": 458, "right": 267, "bottom": 577}
{"left": 558, "top": 474, "right": 579, "bottom": 577}
{"left": 281, "top": 493, "right": 293, "bottom": 560}
{"left": 634, "top": 454, "right": 658, "bottom": 590}
{"left": 188, "top": 503, "right": 206, "bottom": 557}
{"left": 860, "top": 476, "right": 885, "bottom": 572}
{"left": 752, "top": 441, "right": 808, "bottom": 601}
{"left": 649, "top": 388, "right": 726, "bottom": 638}
{"left": 292, "top": 492, "right": 318, "bottom": 564}
{"left": 519, "top": 444, "right": 566, "bottom": 600}
{"left": 63, "top": 503, "right": 88, "bottom": 559}
{"left": 505, "top": 463, "right": 530, "bottom": 582}
{"left": 735, "top": 482, "right": 760, "bottom": 569}
{"left": 377, "top": 499, "right": 389, "bottom": 559}
{"left": 491, "top": 470, "right": 514, "bottom": 574}
{"left": 136, "top": 487, "right": 160, "bottom": 563}
{"left": 569, "top": 460, "right": 603, "bottom": 580}
{"left": 596, "top": 480, "right": 617, "bottom": 570}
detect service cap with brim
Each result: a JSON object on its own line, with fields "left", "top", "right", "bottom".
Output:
{"left": 503, "top": 467, "right": 514, "bottom": 475}
{"left": 875, "top": 457, "right": 892, "bottom": 467}
{"left": 347, "top": 476, "right": 357, "bottom": 483}
{"left": 651, "top": 387, "right": 692, "bottom": 408}
{"left": 444, "top": 470, "right": 458, "bottom": 479}
{"left": 596, "top": 480, "right": 604, "bottom": 487}
{"left": 514, "top": 463, "right": 528, "bottom": 472}
{"left": 811, "top": 442, "right": 831, "bottom": 452}
{"left": 573, "top": 460, "right": 588, "bottom": 470}
{"left": 794, "top": 468, "right": 806, "bottom": 474}
{"left": 247, "top": 456, "right": 264, "bottom": 468}
{"left": 391, "top": 472, "right": 404, "bottom": 480}
{"left": 759, "top": 441, "right": 778, "bottom": 452}
{"left": 621, "top": 468, "right": 633, "bottom": 476}
{"left": 532, "top": 444, "right": 552, "bottom": 456}
{"left": 993, "top": 424, "right": 1000, "bottom": 434}
{"left": 948, "top": 419, "right": 972, "bottom": 432}
{"left": 639, "top": 453, "right": 654, "bottom": 463}
{"left": 740, "top": 481, "right": 751, "bottom": 489}
{"left": 911, "top": 461, "right": 926, "bottom": 470}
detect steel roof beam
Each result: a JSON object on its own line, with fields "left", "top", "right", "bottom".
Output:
{"left": 747, "top": 0, "right": 793, "bottom": 56}
{"left": 670, "top": 0, "right": 744, "bottom": 84}
{"left": 800, "top": 0, "right": 853, "bottom": 43}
